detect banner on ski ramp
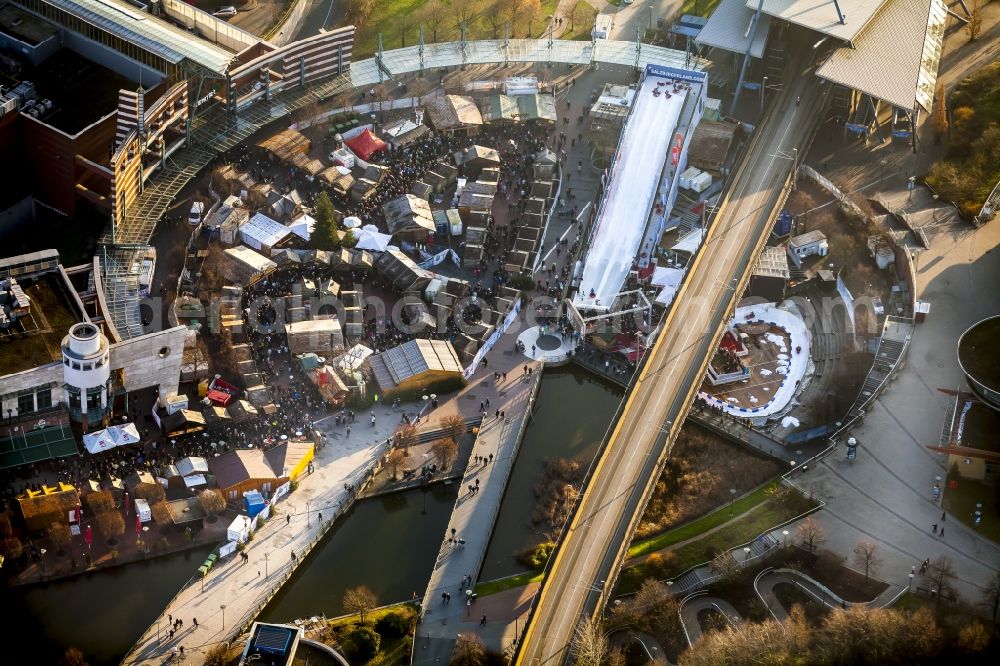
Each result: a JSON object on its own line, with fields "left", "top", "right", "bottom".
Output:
{"left": 463, "top": 299, "right": 522, "bottom": 379}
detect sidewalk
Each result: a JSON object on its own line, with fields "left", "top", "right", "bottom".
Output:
{"left": 122, "top": 402, "right": 409, "bottom": 665}
{"left": 412, "top": 356, "right": 544, "bottom": 665}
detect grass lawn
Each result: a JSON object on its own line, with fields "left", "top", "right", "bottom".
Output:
{"left": 943, "top": 477, "right": 1000, "bottom": 544}
{"left": 773, "top": 581, "right": 829, "bottom": 624}
{"left": 892, "top": 591, "right": 928, "bottom": 612}
{"left": 926, "top": 60, "right": 1000, "bottom": 219}
{"left": 354, "top": 0, "right": 560, "bottom": 58}
{"left": 366, "top": 636, "right": 412, "bottom": 666}
{"left": 617, "top": 494, "right": 819, "bottom": 594}
{"left": 566, "top": 1, "right": 597, "bottom": 41}
{"left": 328, "top": 602, "right": 419, "bottom": 628}
{"left": 475, "top": 570, "right": 544, "bottom": 596}
{"left": 628, "top": 481, "right": 779, "bottom": 558}
{"left": 679, "top": 0, "right": 722, "bottom": 17}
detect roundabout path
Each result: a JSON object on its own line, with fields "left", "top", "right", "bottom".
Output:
{"left": 753, "top": 568, "right": 903, "bottom": 622}
{"left": 678, "top": 593, "right": 742, "bottom": 646}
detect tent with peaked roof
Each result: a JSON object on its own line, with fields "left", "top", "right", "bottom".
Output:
{"left": 354, "top": 227, "right": 392, "bottom": 252}
{"left": 345, "top": 128, "right": 387, "bottom": 161}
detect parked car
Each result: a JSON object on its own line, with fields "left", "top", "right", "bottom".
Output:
{"left": 188, "top": 201, "right": 205, "bottom": 225}
{"left": 213, "top": 6, "right": 237, "bottom": 17}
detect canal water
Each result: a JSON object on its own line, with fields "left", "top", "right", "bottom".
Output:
{"left": 480, "top": 366, "right": 624, "bottom": 580}
{"left": 9, "top": 367, "right": 619, "bottom": 663}
{"left": 3, "top": 545, "right": 213, "bottom": 666}
{"left": 259, "top": 482, "right": 459, "bottom": 623}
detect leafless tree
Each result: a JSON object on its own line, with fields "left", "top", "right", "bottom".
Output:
{"left": 484, "top": 0, "right": 506, "bottom": 38}
{"left": 452, "top": 632, "right": 486, "bottom": 665}
{"left": 797, "top": 516, "right": 826, "bottom": 552}
{"left": 981, "top": 571, "right": 1000, "bottom": 629}
{"left": 395, "top": 422, "right": 419, "bottom": 452}
{"left": 420, "top": 0, "right": 448, "bottom": 42}
{"left": 966, "top": 0, "right": 982, "bottom": 41}
{"left": 927, "top": 555, "right": 956, "bottom": 606}
{"left": 852, "top": 540, "right": 882, "bottom": 581}
{"left": 570, "top": 616, "right": 608, "bottom": 665}
{"left": 342, "top": 585, "right": 378, "bottom": 623}
{"left": 431, "top": 437, "right": 459, "bottom": 468}
{"left": 386, "top": 447, "right": 407, "bottom": 480}
{"left": 439, "top": 413, "right": 468, "bottom": 441}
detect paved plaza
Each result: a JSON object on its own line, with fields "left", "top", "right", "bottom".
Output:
{"left": 122, "top": 402, "right": 408, "bottom": 664}
{"left": 793, "top": 184, "right": 1000, "bottom": 601}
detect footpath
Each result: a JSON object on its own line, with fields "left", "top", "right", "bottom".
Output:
{"left": 122, "top": 402, "right": 408, "bottom": 665}
{"left": 412, "top": 354, "right": 544, "bottom": 665}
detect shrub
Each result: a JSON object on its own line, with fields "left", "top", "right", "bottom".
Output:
{"left": 198, "top": 489, "right": 227, "bottom": 516}
{"left": 48, "top": 521, "right": 73, "bottom": 550}
{"left": 376, "top": 610, "right": 414, "bottom": 639}
{"left": 344, "top": 626, "right": 381, "bottom": 662}
{"left": 133, "top": 483, "right": 165, "bottom": 504}
{"left": 151, "top": 500, "right": 172, "bottom": 525}
{"left": 96, "top": 511, "right": 125, "bottom": 541}
{"left": 517, "top": 541, "right": 555, "bottom": 569}
{"left": 84, "top": 490, "right": 115, "bottom": 516}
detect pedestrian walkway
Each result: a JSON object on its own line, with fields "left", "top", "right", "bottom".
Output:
{"left": 754, "top": 567, "right": 904, "bottom": 622}
{"left": 122, "top": 403, "right": 408, "bottom": 665}
{"left": 412, "top": 358, "right": 544, "bottom": 665}
{"left": 679, "top": 593, "right": 742, "bottom": 645}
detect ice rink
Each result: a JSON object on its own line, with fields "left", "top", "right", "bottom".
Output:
{"left": 575, "top": 73, "right": 688, "bottom": 310}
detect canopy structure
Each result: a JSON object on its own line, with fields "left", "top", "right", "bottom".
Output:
{"left": 345, "top": 128, "right": 388, "bottom": 161}
{"left": 354, "top": 227, "right": 392, "bottom": 252}
{"left": 83, "top": 423, "right": 141, "bottom": 454}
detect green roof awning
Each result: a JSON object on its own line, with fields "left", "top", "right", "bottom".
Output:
{"left": 0, "top": 425, "right": 78, "bottom": 469}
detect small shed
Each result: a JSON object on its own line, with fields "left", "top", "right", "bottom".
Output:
{"left": 223, "top": 246, "right": 277, "bottom": 285}
{"left": 285, "top": 318, "right": 345, "bottom": 356}
{"left": 239, "top": 213, "right": 293, "bottom": 253}
{"left": 257, "top": 128, "right": 310, "bottom": 162}
{"left": 454, "top": 145, "right": 501, "bottom": 173}
{"left": 381, "top": 117, "right": 429, "bottom": 149}
{"left": 787, "top": 230, "right": 829, "bottom": 268}
{"left": 375, "top": 248, "right": 433, "bottom": 293}
{"left": 210, "top": 449, "right": 282, "bottom": 503}
{"left": 425, "top": 95, "right": 483, "bottom": 136}
{"left": 383, "top": 194, "right": 436, "bottom": 243}
{"left": 368, "top": 339, "right": 463, "bottom": 396}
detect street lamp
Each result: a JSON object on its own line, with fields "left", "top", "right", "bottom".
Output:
{"left": 761, "top": 76, "right": 767, "bottom": 114}
{"left": 743, "top": 546, "right": 751, "bottom": 562}
{"left": 782, "top": 529, "right": 789, "bottom": 548}
{"left": 307, "top": 500, "right": 312, "bottom": 526}
{"left": 908, "top": 176, "right": 916, "bottom": 201}
{"left": 879, "top": 159, "right": 887, "bottom": 189}
{"left": 908, "top": 572, "right": 915, "bottom": 591}
{"left": 220, "top": 604, "right": 227, "bottom": 631}
{"left": 264, "top": 552, "right": 269, "bottom": 578}
{"left": 649, "top": 6, "right": 653, "bottom": 30}
{"left": 932, "top": 194, "right": 940, "bottom": 222}
{"left": 729, "top": 487, "right": 737, "bottom": 515}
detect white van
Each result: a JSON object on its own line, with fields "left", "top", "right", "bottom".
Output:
{"left": 188, "top": 201, "right": 205, "bottom": 225}
{"left": 135, "top": 498, "right": 152, "bottom": 523}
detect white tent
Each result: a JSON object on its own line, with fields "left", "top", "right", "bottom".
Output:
{"left": 82, "top": 422, "right": 141, "bottom": 454}
{"left": 343, "top": 216, "right": 362, "bottom": 229}
{"left": 288, "top": 214, "right": 316, "bottom": 241}
{"left": 354, "top": 227, "right": 392, "bottom": 252}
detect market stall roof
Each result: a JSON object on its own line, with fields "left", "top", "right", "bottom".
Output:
{"left": 425, "top": 94, "right": 483, "bottom": 130}
{"left": 815, "top": 0, "right": 946, "bottom": 113}
{"left": 240, "top": 213, "right": 293, "bottom": 249}
{"left": 354, "top": 227, "right": 392, "bottom": 252}
{"left": 257, "top": 128, "right": 311, "bottom": 162}
{"left": 345, "top": 128, "right": 388, "bottom": 160}
{"left": 695, "top": 0, "right": 771, "bottom": 59}
{"left": 82, "top": 422, "right": 140, "bottom": 454}
{"left": 176, "top": 456, "right": 209, "bottom": 477}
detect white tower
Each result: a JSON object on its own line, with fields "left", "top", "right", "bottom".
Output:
{"left": 61, "top": 323, "right": 111, "bottom": 426}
